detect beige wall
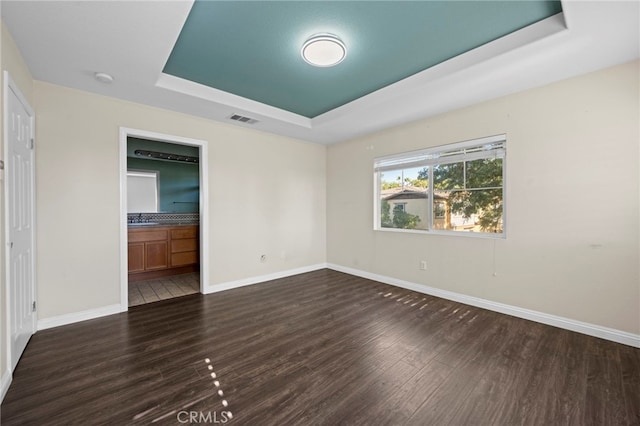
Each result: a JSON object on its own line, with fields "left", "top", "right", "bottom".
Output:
{"left": 1, "top": 20, "right": 34, "bottom": 387}
{"left": 34, "top": 81, "right": 326, "bottom": 319}
{"left": 327, "top": 61, "right": 639, "bottom": 334}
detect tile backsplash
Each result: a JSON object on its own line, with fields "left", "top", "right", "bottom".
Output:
{"left": 127, "top": 212, "right": 199, "bottom": 224}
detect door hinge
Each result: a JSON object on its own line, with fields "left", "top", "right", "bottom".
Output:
{"left": 32, "top": 301, "right": 36, "bottom": 312}
{"left": 30, "top": 138, "right": 34, "bottom": 150}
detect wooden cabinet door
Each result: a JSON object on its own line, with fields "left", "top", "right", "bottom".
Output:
{"left": 128, "top": 243, "right": 145, "bottom": 273}
{"left": 145, "top": 241, "right": 169, "bottom": 270}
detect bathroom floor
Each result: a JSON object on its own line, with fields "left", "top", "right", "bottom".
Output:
{"left": 128, "top": 272, "right": 200, "bottom": 307}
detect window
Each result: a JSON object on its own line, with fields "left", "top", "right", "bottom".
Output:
{"left": 374, "top": 135, "right": 506, "bottom": 237}
{"left": 127, "top": 170, "right": 159, "bottom": 213}
{"left": 393, "top": 203, "right": 406, "bottom": 212}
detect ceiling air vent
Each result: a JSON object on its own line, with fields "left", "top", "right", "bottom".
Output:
{"left": 229, "top": 114, "right": 259, "bottom": 125}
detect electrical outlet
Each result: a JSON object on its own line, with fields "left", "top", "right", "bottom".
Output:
{"left": 419, "top": 260, "right": 427, "bottom": 271}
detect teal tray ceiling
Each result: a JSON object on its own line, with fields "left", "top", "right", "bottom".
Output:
{"left": 163, "top": 1, "right": 562, "bottom": 119}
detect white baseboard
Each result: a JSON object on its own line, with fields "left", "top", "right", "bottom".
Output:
{"left": 1, "top": 367, "right": 12, "bottom": 402}
{"left": 327, "top": 263, "right": 640, "bottom": 348}
{"left": 35, "top": 264, "right": 329, "bottom": 330}
{"left": 37, "top": 304, "right": 122, "bottom": 331}
{"left": 204, "top": 263, "right": 328, "bottom": 294}
{"left": 31, "top": 264, "right": 639, "bottom": 348}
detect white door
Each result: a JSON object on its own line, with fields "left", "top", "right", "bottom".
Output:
{"left": 4, "top": 73, "right": 36, "bottom": 371}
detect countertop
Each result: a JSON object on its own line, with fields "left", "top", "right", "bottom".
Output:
{"left": 127, "top": 222, "right": 199, "bottom": 228}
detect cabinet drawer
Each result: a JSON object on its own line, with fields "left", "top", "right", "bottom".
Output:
{"left": 128, "top": 229, "right": 168, "bottom": 243}
{"left": 171, "top": 227, "right": 198, "bottom": 240}
{"left": 171, "top": 251, "right": 198, "bottom": 267}
{"left": 171, "top": 238, "right": 198, "bottom": 253}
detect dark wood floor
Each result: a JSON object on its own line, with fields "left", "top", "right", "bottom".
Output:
{"left": 1, "top": 269, "right": 638, "bottom": 425}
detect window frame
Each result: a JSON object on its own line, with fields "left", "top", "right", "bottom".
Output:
{"left": 373, "top": 134, "right": 506, "bottom": 239}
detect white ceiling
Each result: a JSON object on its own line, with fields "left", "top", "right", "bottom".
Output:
{"left": 2, "top": 1, "right": 638, "bottom": 145}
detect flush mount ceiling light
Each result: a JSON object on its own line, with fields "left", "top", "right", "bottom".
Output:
{"left": 94, "top": 72, "right": 114, "bottom": 84}
{"left": 301, "top": 34, "right": 346, "bottom": 67}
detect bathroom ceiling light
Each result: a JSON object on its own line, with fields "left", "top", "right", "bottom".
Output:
{"left": 134, "top": 149, "right": 199, "bottom": 164}
{"left": 94, "top": 72, "right": 114, "bottom": 84}
{"left": 301, "top": 34, "right": 346, "bottom": 67}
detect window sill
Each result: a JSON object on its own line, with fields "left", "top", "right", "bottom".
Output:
{"left": 374, "top": 226, "right": 506, "bottom": 239}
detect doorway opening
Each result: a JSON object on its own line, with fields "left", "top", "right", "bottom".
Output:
{"left": 119, "top": 129, "right": 209, "bottom": 310}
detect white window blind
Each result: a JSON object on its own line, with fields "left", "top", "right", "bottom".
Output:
{"left": 374, "top": 134, "right": 506, "bottom": 172}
